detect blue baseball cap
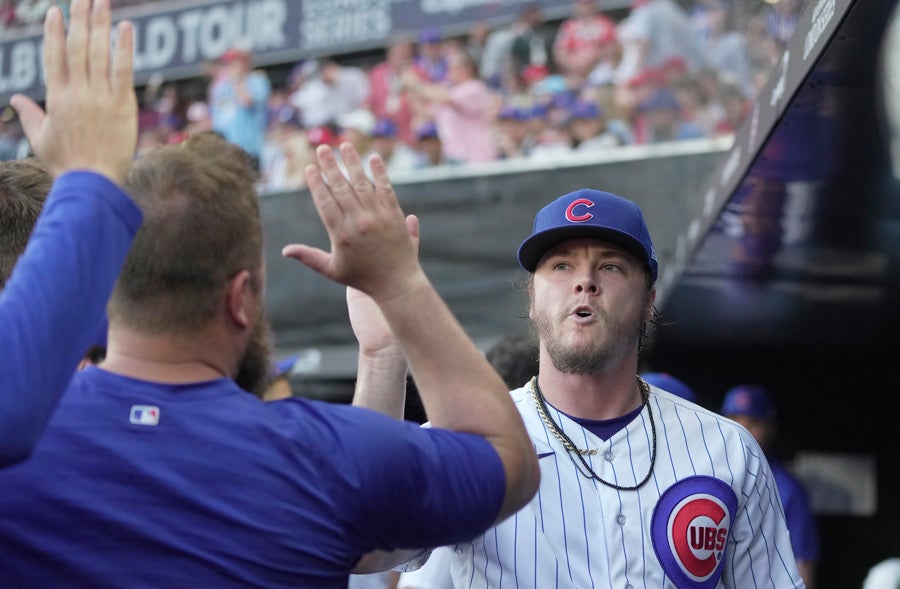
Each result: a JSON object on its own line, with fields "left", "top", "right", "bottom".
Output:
{"left": 721, "top": 384, "right": 776, "bottom": 421}
{"left": 415, "top": 120, "right": 439, "bottom": 140}
{"left": 372, "top": 118, "right": 397, "bottom": 138}
{"left": 498, "top": 105, "right": 528, "bottom": 121}
{"left": 419, "top": 27, "right": 441, "bottom": 44}
{"left": 272, "top": 354, "right": 299, "bottom": 379}
{"left": 638, "top": 89, "right": 680, "bottom": 112}
{"left": 517, "top": 189, "right": 658, "bottom": 280}
{"left": 569, "top": 100, "right": 602, "bottom": 119}
{"left": 641, "top": 372, "right": 696, "bottom": 402}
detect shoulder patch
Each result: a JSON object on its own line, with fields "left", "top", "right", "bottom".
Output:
{"left": 651, "top": 476, "right": 737, "bottom": 588}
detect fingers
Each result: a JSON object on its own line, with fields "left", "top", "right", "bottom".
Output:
{"left": 305, "top": 160, "right": 343, "bottom": 231}
{"left": 339, "top": 143, "right": 374, "bottom": 200}
{"left": 405, "top": 214, "right": 420, "bottom": 254}
{"left": 41, "top": 6, "right": 66, "bottom": 105}
{"left": 65, "top": 0, "right": 91, "bottom": 89}
{"left": 111, "top": 20, "right": 135, "bottom": 100}
{"left": 281, "top": 244, "right": 331, "bottom": 278}
{"left": 368, "top": 150, "right": 402, "bottom": 212}
{"left": 9, "top": 95, "right": 44, "bottom": 145}
{"left": 315, "top": 143, "right": 358, "bottom": 213}
{"left": 88, "top": 0, "right": 112, "bottom": 89}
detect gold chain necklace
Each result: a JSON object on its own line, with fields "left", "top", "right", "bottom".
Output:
{"left": 530, "top": 376, "right": 657, "bottom": 491}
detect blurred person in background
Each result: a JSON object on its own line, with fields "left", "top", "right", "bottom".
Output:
{"left": 634, "top": 88, "right": 706, "bottom": 144}
{"left": 291, "top": 58, "right": 370, "bottom": 131}
{"left": 403, "top": 48, "right": 499, "bottom": 165}
{"left": 411, "top": 121, "right": 446, "bottom": 168}
{"left": 367, "top": 37, "right": 418, "bottom": 146}
{"left": 639, "top": 372, "right": 698, "bottom": 404}
{"left": 616, "top": 0, "right": 706, "bottom": 82}
{"left": 261, "top": 105, "right": 312, "bottom": 193}
{"left": 368, "top": 118, "right": 419, "bottom": 177}
{"left": 413, "top": 27, "right": 449, "bottom": 83}
{"left": 568, "top": 99, "right": 630, "bottom": 151}
{"left": 552, "top": 0, "right": 618, "bottom": 88}
{"left": 702, "top": 0, "right": 753, "bottom": 98}
{"left": 720, "top": 383, "right": 820, "bottom": 588}
{"left": 209, "top": 43, "right": 271, "bottom": 171}
{"left": 494, "top": 104, "right": 534, "bottom": 160}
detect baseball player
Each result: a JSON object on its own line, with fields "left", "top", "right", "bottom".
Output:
{"left": 721, "top": 384, "right": 819, "bottom": 588}
{"left": 366, "top": 189, "right": 804, "bottom": 588}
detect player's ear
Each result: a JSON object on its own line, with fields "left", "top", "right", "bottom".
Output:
{"left": 644, "top": 285, "right": 656, "bottom": 323}
{"left": 225, "top": 269, "right": 254, "bottom": 329}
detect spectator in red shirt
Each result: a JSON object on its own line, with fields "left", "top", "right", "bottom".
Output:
{"left": 552, "top": 0, "right": 618, "bottom": 87}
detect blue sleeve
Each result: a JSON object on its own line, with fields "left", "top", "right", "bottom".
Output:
{"left": 0, "top": 171, "right": 142, "bottom": 465}
{"left": 317, "top": 406, "right": 507, "bottom": 554}
{"left": 781, "top": 474, "right": 820, "bottom": 561}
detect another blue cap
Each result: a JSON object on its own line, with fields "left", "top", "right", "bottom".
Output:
{"left": 415, "top": 120, "right": 439, "bottom": 140}
{"left": 641, "top": 372, "right": 696, "bottom": 402}
{"left": 499, "top": 105, "right": 528, "bottom": 121}
{"left": 372, "top": 118, "right": 397, "bottom": 138}
{"left": 529, "top": 103, "right": 549, "bottom": 119}
{"left": 419, "top": 27, "right": 441, "bottom": 43}
{"left": 721, "top": 384, "right": 776, "bottom": 421}
{"left": 569, "top": 100, "right": 602, "bottom": 119}
{"left": 272, "top": 354, "right": 299, "bottom": 378}
{"left": 517, "top": 189, "right": 658, "bottom": 280}
{"left": 552, "top": 90, "right": 578, "bottom": 110}
{"left": 638, "top": 89, "right": 680, "bottom": 112}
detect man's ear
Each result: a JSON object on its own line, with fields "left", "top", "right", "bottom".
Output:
{"left": 645, "top": 286, "right": 657, "bottom": 323}
{"left": 225, "top": 270, "right": 253, "bottom": 329}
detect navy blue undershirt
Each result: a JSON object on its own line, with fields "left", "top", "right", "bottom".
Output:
{"left": 559, "top": 404, "right": 644, "bottom": 441}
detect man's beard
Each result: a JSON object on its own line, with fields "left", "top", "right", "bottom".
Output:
{"left": 532, "top": 306, "right": 643, "bottom": 376}
{"left": 234, "top": 311, "right": 274, "bottom": 398}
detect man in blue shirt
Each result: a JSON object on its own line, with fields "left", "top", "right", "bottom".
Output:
{"left": 0, "top": 108, "right": 539, "bottom": 588}
{"left": 721, "top": 383, "right": 820, "bottom": 588}
{"left": 209, "top": 44, "right": 271, "bottom": 170}
{"left": 0, "top": 0, "right": 143, "bottom": 464}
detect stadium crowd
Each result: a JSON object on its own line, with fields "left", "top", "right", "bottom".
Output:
{"left": 0, "top": 0, "right": 807, "bottom": 195}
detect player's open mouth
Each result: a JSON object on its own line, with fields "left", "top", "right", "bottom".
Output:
{"left": 572, "top": 306, "right": 594, "bottom": 319}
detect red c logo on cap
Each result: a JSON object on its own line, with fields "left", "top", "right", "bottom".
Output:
{"left": 565, "top": 198, "right": 594, "bottom": 222}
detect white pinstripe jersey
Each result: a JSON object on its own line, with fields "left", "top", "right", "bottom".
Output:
{"left": 405, "top": 383, "right": 805, "bottom": 589}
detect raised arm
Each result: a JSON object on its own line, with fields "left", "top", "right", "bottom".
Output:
{"left": 0, "top": 0, "right": 142, "bottom": 464}
{"left": 282, "top": 143, "right": 539, "bottom": 523}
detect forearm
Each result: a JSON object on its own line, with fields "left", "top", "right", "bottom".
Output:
{"left": 0, "top": 172, "right": 141, "bottom": 463}
{"left": 352, "top": 347, "right": 408, "bottom": 419}
{"left": 375, "top": 274, "right": 540, "bottom": 520}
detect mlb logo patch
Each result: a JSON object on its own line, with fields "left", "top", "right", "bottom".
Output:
{"left": 129, "top": 405, "right": 160, "bottom": 426}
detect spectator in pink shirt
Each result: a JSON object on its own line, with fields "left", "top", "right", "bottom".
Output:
{"left": 367, "top": 37, "right": 418, "bottom": 146}
{"left": 404, "top": 49, "right": 499, "bottom": 165}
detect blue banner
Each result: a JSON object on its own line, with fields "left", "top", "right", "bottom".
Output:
{"left": 0, "top": 0, "right": 631, "bottom": 105}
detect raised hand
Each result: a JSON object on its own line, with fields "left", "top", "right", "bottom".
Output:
{"left": 282, "top": 143, "right": 423, "bottom": 304}
{"left": 9, "top": 0, "right": 137, "bottom": 184}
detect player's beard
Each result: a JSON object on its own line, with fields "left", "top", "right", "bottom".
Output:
{"left": 234, "top": 309, "right": 274, "bottom": 398}
{"left": 532, "top": 303, "right": 643, "bottom": 376}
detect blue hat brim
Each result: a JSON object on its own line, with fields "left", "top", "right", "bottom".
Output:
{"left": 517, "top": 225, "right": 655, "bottom": 278}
